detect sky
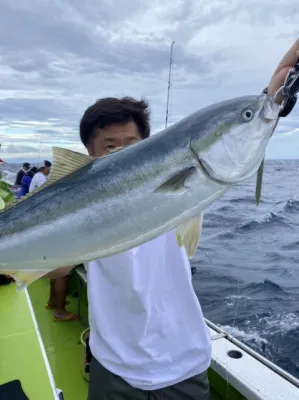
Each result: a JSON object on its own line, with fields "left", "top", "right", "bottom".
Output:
{"left": 0, "top": 0, "right": 298, "bottom": 163}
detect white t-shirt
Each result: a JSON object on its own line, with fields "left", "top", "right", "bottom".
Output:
{"left": 29, "top": 172, "right": 47, "bottom": 192}
{"left": 87, "top": 230, "right": 212, "bottom": 391}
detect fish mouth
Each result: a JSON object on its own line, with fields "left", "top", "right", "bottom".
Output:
{"left": 197, "top": 150, "right": 266, "bottom": 185}
{"left": 191, "top": 95, "right": 277, "bottom": 186}
{"left": 191, "top": 136, "right": 267, "bottom": 186}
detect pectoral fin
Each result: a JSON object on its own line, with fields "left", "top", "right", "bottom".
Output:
{"left": 155, "top": 167, "right": 198, "bottom": 194}
{"left": 176, "top": 212, "right": 203, "bottom": 258}
{"left": 255, "top": 159, "right": 264, "bottom": 206}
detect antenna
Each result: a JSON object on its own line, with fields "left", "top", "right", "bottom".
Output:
{"left": 165, "top": 41, "right": 175, "bottom": 129}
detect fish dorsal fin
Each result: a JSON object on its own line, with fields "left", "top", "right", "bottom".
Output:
{"left": 0, "top": 147, "right": 95, "bottom": 213}
{"left": 47, "top": 146, "right": 125, "bottom": 186}
{"left": 46, "top": 146, "right": 95, "bottom": 186}
{"left": 176, "top": 212, "right": 203, "bottom": 258}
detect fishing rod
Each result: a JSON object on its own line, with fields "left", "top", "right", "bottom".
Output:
{"left": 165, "top": 41, "right": 175, "bottom": 129}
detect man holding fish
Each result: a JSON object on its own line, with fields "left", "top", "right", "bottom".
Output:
{"left": 0, "top": 40, "right": 299, "bottom": 399}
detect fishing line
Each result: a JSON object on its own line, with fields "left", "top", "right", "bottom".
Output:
{"left": 168, "top": 58, "right": 174, "bottom": 127}
{"left": 201, "top": 248, "right": 212, "bottom": 264}
{"left": 225, "top": 279, "right": 241, "bottom": 399}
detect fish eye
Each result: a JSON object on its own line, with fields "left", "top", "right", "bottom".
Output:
{"left": 241, "top": 108, "right": 254, "bottom": 121}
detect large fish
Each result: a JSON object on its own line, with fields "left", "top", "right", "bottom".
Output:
{"left": 0, "top": 94, "right": 281, "bottom": 289}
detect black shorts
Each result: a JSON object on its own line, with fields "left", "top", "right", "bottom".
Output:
{"left": 88, "top": 357, "right": 210, "bottom": 400}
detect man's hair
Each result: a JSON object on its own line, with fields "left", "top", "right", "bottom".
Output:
{"left": 44, "top": 160, "right": 52, "bottom": 167}
{"left": 79, "top": 97, "right": 151, "bottom": 147}
{"left": 23, "top": 162, "right": 30, "bottom": 169}
{"left": 27, "top": 167, "right": 38, "bottom": 177}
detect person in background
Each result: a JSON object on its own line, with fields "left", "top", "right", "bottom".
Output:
{"left": 29, "top": 159, "right": 52, "bottom": 193}
{"left": 44, "top": 159, "right": 52, "bottom": 175}
{"left": 18, "top": 167, "right": 38, "bottom": 198}
{"left": 15, "top": 162, "right": 30, "bottom": 185}
{"left": 45, "top": 267, "right": 78, "bottom": 322}
{"left": 29, "top": 166, "right": 47, "bottom": 192}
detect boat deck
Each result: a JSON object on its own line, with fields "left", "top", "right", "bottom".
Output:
{"left": 0, "top": 283, "right": 58, "bottom": 399}
{"left": 6, "top": 273, "right": 295, "bottom": 399}
{"left": 28, "top": 278, "right": 88, "bottom": 400}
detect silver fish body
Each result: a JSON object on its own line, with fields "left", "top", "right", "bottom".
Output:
{"left": 0, "top": 94, "right": 280, "bottom": 286}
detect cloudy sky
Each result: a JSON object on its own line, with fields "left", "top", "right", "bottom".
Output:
{"left": 0, "top": 0, "right": 298, "bottom": 163}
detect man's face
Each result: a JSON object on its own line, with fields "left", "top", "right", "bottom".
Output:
{"left": 86, "top": 121, "right": 142, "bottom": 157}
{"left": 44, "top": 166, "right": 51, "bottom": 176}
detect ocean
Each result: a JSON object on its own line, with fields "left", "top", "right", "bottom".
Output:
{"left": 2, "top": 160, "right": 299, "bottom": 379}
{"left": 192, "top": 159, "right": 299, "bottom": 380}
{"left": 1, "top": 162, "right": 39, "bottom": 184}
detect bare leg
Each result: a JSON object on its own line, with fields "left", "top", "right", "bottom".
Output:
{"left": 53, "top": 276, "right": 78, "bottom": 321}
{"left": 46, "top": 279, "right": 57, "bottom": 308}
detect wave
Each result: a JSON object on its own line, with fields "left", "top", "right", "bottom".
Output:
{"left": 243, "top": 279, "right": 287, "bottom": 295}
{"left": 283, "top": 197, "right": 299, "bottom": 213}
{"left": 213, "top": 205, "right": 234, "bottom": 213}
{"left": 281, "top": 241, "right": 299, "bottom": 250}
{"left": 219, "top": 324, "right": 269, "bottom": 353}
{"left": 224, "top": 294, "right": 251, "bottom": 307}
{"left": 202, "top": 212, "right": 239, "bottom": 228}
{"left": 225, "top": 294, "right": 251, "bottom": 300}
{"left": 214, "top": 230, "right": 236, "bottom": 240}
{"left": 237, "top": 212, "right": 288, "bottom": 232}
{"left": 2, "top": 170, "right": 16, "bottom": 183}
{"left": 264, "top": 251, "right": 285, "bottom": 261}
{"left": 229, "top": 196, "right": 256, "bottom": 205}
{"left": 258, "top": 312, "right": 299, "bottom": 336}
{"left": 264, "top": 265, "right": 293, "bottom": 278}
{"left": 219, "top": 314, "right": 299, "bottom": 378}
{"left": 220, "top": 312, "right": 299, "bottom": 355}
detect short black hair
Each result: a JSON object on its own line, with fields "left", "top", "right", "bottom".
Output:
{"left": 30, "top": 167, "right": 38, "bottom": 174}
{"left": 44, "top": 160, "right": 52, "bottom": 167}
{"left": 23, "top": 162, "right": 30, "bottom": 169}
{"left": 79, "top": 97, "right": 151, "bottom": 147}
{"left": 27, "top": 167, "right": 38, "bottom": 177}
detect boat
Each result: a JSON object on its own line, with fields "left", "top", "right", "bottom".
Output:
{"left": 1, "top": 266, "right": 299, "bottom": 399}
{"left": 1, "top": 43, "right": 299, "bottom": 400}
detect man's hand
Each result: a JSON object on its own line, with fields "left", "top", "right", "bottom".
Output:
{"left": 267, "top": 38, "right": 299, "bottom": 104}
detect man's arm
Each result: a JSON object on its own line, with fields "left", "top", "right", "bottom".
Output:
{"left": 29, "top": 174, "right": 37, "bottom": 193}
{"left": 15, "top": 170, "right": 22, "bottom": 185}
{"left": 267, "top": 38, "right": 299, "bottom": 102}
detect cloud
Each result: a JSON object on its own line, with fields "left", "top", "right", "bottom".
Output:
{"left": 0, "top": 0, "right": 298, "bottom": 161}
{"left": 5, "top": 144, "right": 38, "bottom": 154}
